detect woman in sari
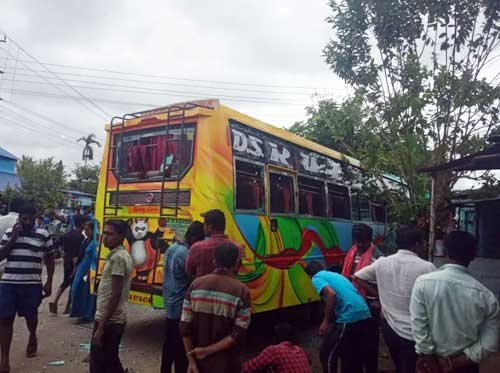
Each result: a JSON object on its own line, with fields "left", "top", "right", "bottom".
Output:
{"left": 70, "top": 219, "right": 98, "bottom": 322}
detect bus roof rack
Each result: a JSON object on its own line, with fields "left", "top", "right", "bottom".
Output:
{"left": 109, "top": 99, "right": 219, "bottom": 127}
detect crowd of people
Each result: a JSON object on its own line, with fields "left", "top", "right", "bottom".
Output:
{"left": 0, "top": 205, "right": 499, "bottom": 373}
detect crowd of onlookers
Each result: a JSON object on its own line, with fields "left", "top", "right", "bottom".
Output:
{"left": 0, "top": 205, "right": 499, "bottom": 373}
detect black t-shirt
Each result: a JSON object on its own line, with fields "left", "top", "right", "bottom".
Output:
{"left": 77, "top": 237, "right": 91, "bottom": 265}
{"left": 62, "top": 229, "right": 84, "bottom": 267}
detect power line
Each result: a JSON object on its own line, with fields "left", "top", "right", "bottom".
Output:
{"left": 0, "top": 109, "right": 104, "bottom": 159}
{"left": 0, "top": 108, "right": 84, "bottom": 149}
{"left": 0, "top": 87, "right": 307, "bottom": 107}
{"left": 1, "top": 89, "right": 307, "bottom": 126}
{"left": 0, "top": 29, "right": 111, "bottom": 118}
{"left": 0, "top": 66, "right": 343, "bottom": 95}
{"left": 2, "top": 98, "right": 105, "bottom": 143}
{"left": 8, "top": 48, "right": 19, "bottom": 100}
{"left": 0, "top": 87, "right": 159, "bottom": 108}
{"left": 0, "top": 102, "right": 104, "bottom": 156}
{"left": 0, "top": 42, "right": 13, "bottom": 91}
{"left": 0, "top": 104, "right": 104, "bottom": 154}
{"left": 0, "top": 30, "right": 111, "bottom": 120}
{"left": 0, "top": 46, "right": 109, "bottom": 121}
{"left": 0, "top": 104, "right": 99, "bottom": 150}
{"left": 0, "top": 77, "right": 307, "bottom": 105}
{"left": 0, "top": 55, "right": 341, "bottom": 91}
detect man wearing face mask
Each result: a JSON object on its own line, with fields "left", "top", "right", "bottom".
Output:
{"left": 0, "top": 205, "right": 55, "bottom": 373}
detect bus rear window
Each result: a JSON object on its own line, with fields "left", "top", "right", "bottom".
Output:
{"left": 299, "top": 177, "right": 325, "bottom": 216}
{"left": 235, "top": 160, "right": 264, "bottom": 211}
{"left": 269, "top": 173, "right": 295, "bottom": 214}
{"left": 114, "top": 126, "right": 195, "bottom": 181}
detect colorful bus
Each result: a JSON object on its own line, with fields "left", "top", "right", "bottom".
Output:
{"left": 94, "top": 99, "right": 396, "bottom": 313}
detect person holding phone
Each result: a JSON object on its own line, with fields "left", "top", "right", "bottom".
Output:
{"left": 0, "top": 205, "right": 55, "bottom": 373}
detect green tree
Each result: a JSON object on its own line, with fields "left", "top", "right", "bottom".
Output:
{"left": 12, "top": 156, "right": 66, "bottom": 208}
{"left": 77, "top": 133, "right": 101, "bottom": 165}
{"left": 289, "top": 96, "right": 369, "bottom": 155}
{"left": 290, "top": 96, "right": 429, "bottom": 222}
{"left": 68, "top": 164, "right": 100, "bottom": 195}
{"left": 323, "top": 0, "right": 500, "bottom": 226}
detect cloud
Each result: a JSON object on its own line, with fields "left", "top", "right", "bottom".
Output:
{"left": 0, "top": 0, "right": 347, "bottom": 170}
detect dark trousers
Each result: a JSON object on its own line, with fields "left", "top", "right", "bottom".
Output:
{"left": 366, "top": 306, "right": 380, "bottom": 373}
{"left": 90, "top": 321, "right": 125, "bottom": 373}
{"left": 381, "top": 319, "right": 417, "bottom": 373}
{"left": 452, "top": 366, "right": 479, "bottom": 373}
{"left": 161, "top": 318, "right": 188, "bottom": 373}
{"left": 320, "top": 318, "right": 377, "bottom": 373}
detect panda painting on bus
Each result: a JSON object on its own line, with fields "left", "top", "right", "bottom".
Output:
{"left": 126, "top": 218, "right": 168, "bottom": 282}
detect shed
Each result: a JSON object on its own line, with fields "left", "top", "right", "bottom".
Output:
{"left": 419, "top": 133, "right": 500, "bottom": 298}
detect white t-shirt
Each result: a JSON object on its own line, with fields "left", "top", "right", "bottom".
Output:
{"left": 355, "top": 250, "right": 436, "bottom": 340}
{"left": 0, "top": 212, "right": 18, "bottom": 243}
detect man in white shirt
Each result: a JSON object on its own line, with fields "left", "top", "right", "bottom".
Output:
{"left": 410, "top": 231, "right": 500, "bottom": 373}
{"left": 354, "top": 227, "right": 436, "bottom": 373}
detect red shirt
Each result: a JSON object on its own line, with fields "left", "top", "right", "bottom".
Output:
{"left": 185, "top": 234, "right": 243, "bottom": 278}
{"left": 242, "top": 341, "right": 311, "bottom": 373}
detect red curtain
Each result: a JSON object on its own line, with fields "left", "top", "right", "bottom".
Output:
{"left": 128, "top": 143, "right": 148, "bottom": 172}
{"left": 127, "top": 135, "right": 179, "bottom": 174}
{"left": 149, "top": 136, "right": 166, "bottom": 170}
{"left": 282, "top": 183, "right": 291, "bottom": 213}
{"left": 149, "top": 135, "right": 178, "bottom": 171}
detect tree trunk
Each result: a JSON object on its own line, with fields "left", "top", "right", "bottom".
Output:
{"left": 429, "top": 170, "right": 453, "bottom": 258}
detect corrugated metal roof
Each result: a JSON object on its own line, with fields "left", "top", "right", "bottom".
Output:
{"left": 0, "top": 147, "right": 18, "bottom": 161}
{"left": 419, "top": 139, "right": 500, "bottom": 173}
{"left": 0, "top": 172, "right": 20, "bottom": 192}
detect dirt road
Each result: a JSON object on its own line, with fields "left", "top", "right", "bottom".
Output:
{"left": 7, "top": 260, "right": 325, "bottom": 372}
{"left": 7, "top": 260, "right": 164, "bottom": 372}
{"left": 6, "top": 260, "right": 499, "bottom": 372}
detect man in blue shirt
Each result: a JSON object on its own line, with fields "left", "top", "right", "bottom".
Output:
{"left": 305, "top": 261, "right": 374, "bottom": 373}
{"left": 161, "top": 221, "right": 205, "bottom": 373}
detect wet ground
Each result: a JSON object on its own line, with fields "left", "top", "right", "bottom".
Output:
{"left": 5, "top": 260, "right": 498, "bottom": 372}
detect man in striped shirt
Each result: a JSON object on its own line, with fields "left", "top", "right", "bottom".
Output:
{"left": 181, "top": 242, "right": 251, "bottom": 373}
{"left": 0, "top": 205, "right": 55, "bottom": 372}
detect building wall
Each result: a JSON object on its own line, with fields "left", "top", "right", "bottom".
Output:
{"left": 477, "top": 201, "right": 500, "bottom": 259}
{"left": 0, "top": 157, "right": 15, "bottom": 174}
{"left": 470, "top": 258, "right": 500, "bottom": 299}
{"left": 449, "top": 200, "right": 500, "bottom": 299}
{"left": 62, "top": 195, "right": 94, "bottom": 208}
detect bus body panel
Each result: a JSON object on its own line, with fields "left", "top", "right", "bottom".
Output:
{"left": 93, "top": 100, "right": 391, "bottom": 313}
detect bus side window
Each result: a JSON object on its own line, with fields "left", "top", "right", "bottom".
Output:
{"left": 299, "top": 177, "right": 326, "bottom": 217}
{"left": 371, "top": 203, "right": 387, "bottom": 223}
{"left": 328, "top": 184, "right": 350, "bottom": 219}
{"left": 351, "top": 192, "right": 371, "bottom": 221}
{"left": 270, "top": 173, "right": 295, "bottom": 214}
{"left": 235, "top": 160, "right": 264, "bottom": 211}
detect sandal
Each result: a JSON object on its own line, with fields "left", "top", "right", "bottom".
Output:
{"left": 26, "top": 338, "right": 37, "bottom": 358}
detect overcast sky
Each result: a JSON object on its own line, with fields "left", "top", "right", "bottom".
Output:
{"left": 0, "top": 0, "right": 350, "bottom": 170}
